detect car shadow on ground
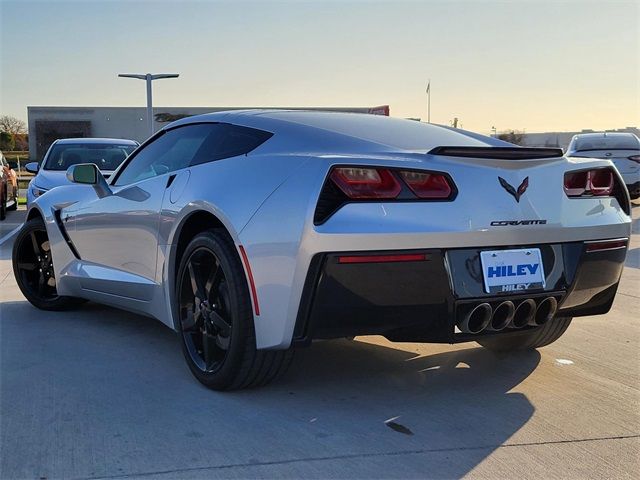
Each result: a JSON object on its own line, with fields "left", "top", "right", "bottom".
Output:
{"left": 1, "top": 300, "right": 539, "bottom": 479}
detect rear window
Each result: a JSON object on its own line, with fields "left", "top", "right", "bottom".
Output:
{"left": 44, "top": 143, "right": 137, "bottom": 171}
{"left": 189, "top": 123, "right": 273, "bottom": 166}
{"left": 572, "top": 135, "right": 639, "bottom": 152}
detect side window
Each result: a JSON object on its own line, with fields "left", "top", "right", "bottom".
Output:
{"left": 190, "top": 124, "right": 273, "bottom": 166}
{"left": 113, "top": 124, "right": 214, "bottom": 186}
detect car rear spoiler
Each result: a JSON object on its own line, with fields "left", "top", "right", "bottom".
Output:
{"left": 429, "top": 146, "right": 564, "bottom": 160}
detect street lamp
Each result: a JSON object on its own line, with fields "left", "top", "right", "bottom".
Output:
{"left": 118, "top": 73, "right": 179, "bottom": 137}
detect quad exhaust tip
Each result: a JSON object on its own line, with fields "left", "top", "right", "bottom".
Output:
{"left": 487, "top": 301, "right": 515, "bottom": 331}
{"left": 458, "top": 296, "right": 559, "bottom": 334}
{"left": 512, "top": 299, "right": 537, "bottom": 328}
{"left": 458, "top": 302, "right": 492, "bottom": 334}
{"left": 532, "top": 296, "right": 558, "bottom": 326}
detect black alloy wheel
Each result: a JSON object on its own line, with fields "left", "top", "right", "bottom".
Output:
{"left": 12, "top": 217, "right": 83, "bottom": 310}
{"left": 176, "top": 229, "right": 293, "bottom": 390}
{"left": 178, "top": 246, "right": 233, "bottom": 373}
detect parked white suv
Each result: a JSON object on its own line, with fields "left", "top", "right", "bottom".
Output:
{"left": 567, "top": 132, "right": 640, "bottom": 199}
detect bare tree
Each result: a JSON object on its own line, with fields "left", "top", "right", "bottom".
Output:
{"left": 497, "top": 129, "right": 525, "bottom": 146}
{"left": 0, "top": 115, "right": 27, "bottom": 134}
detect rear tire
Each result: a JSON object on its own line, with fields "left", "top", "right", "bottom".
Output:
{"left": 12, "top": 217, "right": 84, "bottom": 310}
{"left": 477, "top": 317, "right": 572, "bottom": 352}
{"left": 176, "top": 229, "right": 293, "bottom": 390}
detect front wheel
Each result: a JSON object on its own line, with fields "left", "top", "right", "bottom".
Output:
{"left": 12, "top": 217, "right": 84, "bottom": 310}
{"left": 176, "top": 229, "right": 293, "bottom": 390}
{"left": 477, "top": 317, "right": 572, "bottom": 352}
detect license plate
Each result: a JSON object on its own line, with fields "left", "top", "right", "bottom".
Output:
{"left": 480, "top": 248, "right": 545, "bottom": 294}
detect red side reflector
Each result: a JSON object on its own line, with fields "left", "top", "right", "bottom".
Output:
{"left": 238, "top": 245, "right": 260, "bottom": 316}
{"left": 585, "top": 239, "right": 628, "bottom": 252}
{"left": 338, "top": 253, "right": 428, "bottom": 264}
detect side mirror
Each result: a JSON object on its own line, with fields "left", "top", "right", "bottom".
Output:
{"left": 66, "top": 163, "right": 112, "bottom": 198}
{"left": 25, "top": 162, "right": 39, "bottom": 174}
{"left": 67, "top": 163, "right": 98, "bottom": 184}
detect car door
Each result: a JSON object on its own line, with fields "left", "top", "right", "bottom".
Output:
{"left": 64, "top": 124, "right": 217, "bottom": 289}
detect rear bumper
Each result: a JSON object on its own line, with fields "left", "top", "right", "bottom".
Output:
{"left": 293, "top": 240, "right": 627, "bottom": 345}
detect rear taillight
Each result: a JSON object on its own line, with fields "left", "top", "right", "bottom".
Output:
{"left": 628, "top": 155, "right": 640, "bottom": 164}
{"left": 589, "top": 169, "right": 614, "bottom": 195}
{"left": 563, "top": 167, "right": 630, "bottom": 215}
{"left": 330, "top": 167, "right": 401, "bottom": 199}
{"left": 563, "top": 170, "right": 589, "bottom": 196}
{"left": 564, "top": 168, "right": 614, "bottom": 197}
{"left": 314, "top": 166, "right": 457, "bottom": 224}
{"left": 399, "top": 171, "right": 452, "bottom": 199}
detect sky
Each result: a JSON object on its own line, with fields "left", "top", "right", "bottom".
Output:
{"left": 0, "top": 0, "right": 638, "bottom": 134}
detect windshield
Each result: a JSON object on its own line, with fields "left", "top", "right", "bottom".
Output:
{"left": 571, "top": 135, "right": 639, "bottom": 152}
{"left": 44, "top": 143, "right": 137, "bottom": 171}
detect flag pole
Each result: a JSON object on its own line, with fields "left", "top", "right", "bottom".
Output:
{"left": 427, "top": 79, "right": 431, "bottom": 123}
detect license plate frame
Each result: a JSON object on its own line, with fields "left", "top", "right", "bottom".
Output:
{"left": 480, "top": 248, "right": 545, "bottom": 294}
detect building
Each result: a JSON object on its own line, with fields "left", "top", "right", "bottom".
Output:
{"left": 27, "top": 105, "right": 390, "bottom": 161}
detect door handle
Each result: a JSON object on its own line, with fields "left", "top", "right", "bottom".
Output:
{"left": 166, "top": 174, "right": 177, "bottom": 188}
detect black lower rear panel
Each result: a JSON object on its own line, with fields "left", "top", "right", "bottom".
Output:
{"left": 293, "top": 241, "right": 627, "bottom": 346}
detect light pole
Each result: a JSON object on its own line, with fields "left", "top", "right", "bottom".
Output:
{"left": 118, "top": 73, "right": 179, "bottom": 137}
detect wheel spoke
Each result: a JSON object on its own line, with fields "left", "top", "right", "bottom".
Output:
{"left": 215, "top": 333, "right": 230, "bottom": 351}
{"left": 202, "top": 332, "right": 214, "bottom": 369}
{"left": 37, "top": 273, "right": 45, "bottom": 296}
{"left": 204, "top": 262, "right": 221, "bottom": 298}
{"left": 17, "top": 262, "right": 38, "bottom": 271}
{"left": 181, "top": 309, "right": 197, "bottom": 332}
{"left": 30, "top": 231, "right": 41, "bottom": 256}
{"left": 209, "top": 310, "right": 231, "bottom": 337}
{"left": 187, "top": 261, "right": 205, "bottom": 300}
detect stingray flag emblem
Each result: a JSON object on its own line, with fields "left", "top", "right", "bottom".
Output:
{"left": 498, "top": 176, "right": 529, "bottom": 202}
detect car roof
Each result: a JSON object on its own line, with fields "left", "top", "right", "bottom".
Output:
{"left": 572, "top": 132, "right": 638, "bottom": 140}
{"left": 55, "top": 137, "right": 138, "bottom": 145}
{"left": 166, "top": 109, "right": 512, "bottom": 151}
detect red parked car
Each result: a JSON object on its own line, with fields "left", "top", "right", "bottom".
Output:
{"left": 0, "top": 150, "right": 18, "bottom": 220}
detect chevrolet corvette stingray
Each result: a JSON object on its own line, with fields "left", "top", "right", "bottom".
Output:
{"left": 13, "top": 110, "right": 631, "bottom": 390}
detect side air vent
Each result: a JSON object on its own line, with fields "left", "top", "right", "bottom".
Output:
{"left": 54, "top": 210, "right": 81, "bottom": 259}
{"left": 429, "top": 146, "right": 564, "bottom": 160}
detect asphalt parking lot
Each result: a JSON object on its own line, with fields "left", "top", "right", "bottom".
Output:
{"left": 1, "top": 204, "right": 639, "bottom": 479}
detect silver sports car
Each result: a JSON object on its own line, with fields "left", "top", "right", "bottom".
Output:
{"left": 13, "top": 110, "right": 631, "bottom": 390}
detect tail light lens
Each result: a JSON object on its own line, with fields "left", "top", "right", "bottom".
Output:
{"left": 563, "top": 171, "right": 589, "bottom": 196}
{"left": 589, "top": 169, "right": 614, "bottom": 195}
{"left": 399, "top": 171, "right": 452, "bottom": 199}
{"left": 330, "top": 167, "right": 401, "bottom": 199}
{"left": 563, "top": 167, "right": 630, "bottom": 215}
{"left": 628, "top": 155, "right": 640, "bottom": 164}
{"left": 564, "top": 168, "right": 614, "bottom": 197}
{"left": 314, "top": 166, "right": 457, "bottom": 224}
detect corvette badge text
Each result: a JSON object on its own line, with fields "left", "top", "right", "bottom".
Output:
{"left": 490, "top": 220, "right": 547, "bottom": 226}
